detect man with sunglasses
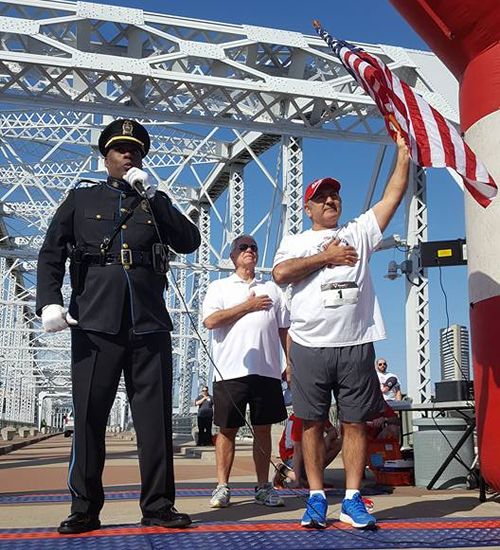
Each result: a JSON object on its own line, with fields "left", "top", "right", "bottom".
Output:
{"left": 376, "top": 358, "right": 402, "bottom": 402}
{"left": 202, "top": 234, "right": 288, "bottom": 509}
{"left": 273, "top": 133, "right": 409, "bottom": 529}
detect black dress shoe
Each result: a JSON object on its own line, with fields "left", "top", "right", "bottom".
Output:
{"left": 141, "top": 507, "right": 192, "bottom": 528}
{"left": 57, "top": 512, "right": 101, "bottom": 534}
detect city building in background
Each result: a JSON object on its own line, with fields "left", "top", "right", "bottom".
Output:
{"left": 439, "top": 324, "right": 470, "bottom": 381}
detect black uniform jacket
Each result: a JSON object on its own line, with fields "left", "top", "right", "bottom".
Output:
{"left": 36, "top": 178, "right": 201, "bottom": 334}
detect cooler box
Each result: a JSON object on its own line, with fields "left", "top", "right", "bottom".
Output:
{"left": 368, "top": 438, "right": 414, "bottom": 486}
{"left": 367, "top": 438, "right": 402, "bottom": 470}
{"left": 373, "top": 468, "right": 414, "bottom": 486}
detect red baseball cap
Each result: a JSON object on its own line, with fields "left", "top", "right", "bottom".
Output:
{"left": 304, "top": 177, "right": 341, "bottom": 203}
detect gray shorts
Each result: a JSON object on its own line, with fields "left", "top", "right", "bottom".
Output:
{"left": 289, "top": 341, "right": 385, "bottom": 423}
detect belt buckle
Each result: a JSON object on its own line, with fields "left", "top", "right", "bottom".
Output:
{"left": 120, "top": 249, "right": 133, "bottom": 269}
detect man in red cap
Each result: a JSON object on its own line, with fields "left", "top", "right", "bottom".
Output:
{"left": 273, "top": 133, "right": 409, "bottom": 529}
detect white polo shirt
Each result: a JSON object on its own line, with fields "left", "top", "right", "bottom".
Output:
{"left": 273, "top": 209, "right": 385, "bottom": 348}
{"left": 202, "top": 273, "right": 289, "bottom": 381}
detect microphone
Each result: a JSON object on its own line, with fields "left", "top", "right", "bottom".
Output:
{"left": 132, "top": 178, "right": 146, "bottom": 197}
{"left": 110, "top": 175, "right": 145, "bottom": 195}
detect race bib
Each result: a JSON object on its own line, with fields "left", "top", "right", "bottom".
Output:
{"left": 321, "top": 281, "right": 359, "bottom": 307}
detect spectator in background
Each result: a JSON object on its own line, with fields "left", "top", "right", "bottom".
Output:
{"left": 195, "top": 386, "right": 214, "bottom": 446}
{"left": 194, "top": 386, "right": 214, "bottom": 447}
{"left": 375, "top": 358, "right": 402, "bottom": 402}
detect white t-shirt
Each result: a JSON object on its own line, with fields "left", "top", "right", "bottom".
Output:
{"left": 377, "top": 371, "right": 401, "bottom": 401}
{"left": 273, "top": 209, "right": 385, "bottom": 348}
{"left": 202, "top": 273, "right": 289, "bottom": 381}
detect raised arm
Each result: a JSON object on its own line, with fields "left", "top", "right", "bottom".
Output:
{"left": 372, "top": 132, "right": 410, "bottom": 233}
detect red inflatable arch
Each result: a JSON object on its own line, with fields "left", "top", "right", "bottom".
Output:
{"left": 390, "top": 0, "right": 500, "bottom": 492}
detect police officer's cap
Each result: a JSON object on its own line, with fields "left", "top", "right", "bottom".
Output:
{"left": 98, "top": 119, "right": 150, "bottom": 158}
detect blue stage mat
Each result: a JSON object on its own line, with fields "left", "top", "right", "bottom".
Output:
{"left": 1, "top": 518, "right": 500, "bottom": 549}
{"left": 0, "top": 486, "right": 387, "bottom": 505}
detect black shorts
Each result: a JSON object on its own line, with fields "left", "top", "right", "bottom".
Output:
{"left": 290, "top": 341, "right": 386, "bottom": 423}
{"left": 213, "top": 374, "right": 287, "bottom": 429}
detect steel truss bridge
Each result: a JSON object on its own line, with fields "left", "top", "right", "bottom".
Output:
{"left": 0, "top": 0, "right": 462, "bottom": 428}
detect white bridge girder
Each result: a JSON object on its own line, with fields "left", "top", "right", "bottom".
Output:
{"left": 405, "top": 166, "right": 431, "bottom": 403}
{"left": 0, "top": 0, "right": 454, "bottom": 416}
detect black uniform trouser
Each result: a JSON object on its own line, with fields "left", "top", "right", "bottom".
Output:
{"left": 68, "top": 320, "right": 174, "bottom": 516}
{"left": 197, "top": 415, "right": 213, "bottom": 445}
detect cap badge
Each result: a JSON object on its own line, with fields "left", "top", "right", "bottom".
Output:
{"left": 122, "top": 120, "right": 134, "bottom": 136}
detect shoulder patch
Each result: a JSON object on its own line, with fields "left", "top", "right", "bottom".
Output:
{"left": 155, "top": 190, "right": 169, "bottom": 200}
{"left": 75, "top": 178, "right": 104, "bottom": 189}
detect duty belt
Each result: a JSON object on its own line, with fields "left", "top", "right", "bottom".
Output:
{"left": 83, "top": 250, "right": 153, "bottom": 269}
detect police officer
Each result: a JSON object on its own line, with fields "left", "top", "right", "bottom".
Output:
{"left": 36, "top": 119, "right": 201, "bottom": 534}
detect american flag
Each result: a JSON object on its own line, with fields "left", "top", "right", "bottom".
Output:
{"left": 313, "top": 21, "right": 497, "bottom": 208}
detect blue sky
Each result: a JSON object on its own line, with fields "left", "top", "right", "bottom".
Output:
{"left": 103, "top": 0, "right": 470, "bottom": 392}
{"left": 106, "top": 0, "right": 428, "bottom": 49}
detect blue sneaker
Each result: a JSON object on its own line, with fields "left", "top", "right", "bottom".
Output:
{"left": 301, "top": 493, "right": 328, "bottom": 529}
{"left": 339, "top": 492, "right": 376, "bottom": 529}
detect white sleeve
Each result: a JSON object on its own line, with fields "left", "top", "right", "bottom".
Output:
{"left": 355, "top": 209, "right": 383, "bottom": 253}
{"left": 273, "top": 234, "right": 299, "bottom": 268}
{"left": 202, "top": 281, "right": 224, "bottom": 321}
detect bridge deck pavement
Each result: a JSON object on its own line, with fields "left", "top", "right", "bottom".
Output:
{"left": 0, "top": 434, "right": 499, "bottom": 542}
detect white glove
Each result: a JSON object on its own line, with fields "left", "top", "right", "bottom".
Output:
{"left": 123, "top": 167, "right": 157, "bottom": 199}
{"left": 66, "top": 311, "right": 78, "bottom": 327}
{"left": 41, "top": 304, "right": 78, "bottom": 333}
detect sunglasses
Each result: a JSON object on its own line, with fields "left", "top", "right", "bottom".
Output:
{"left": 238, "top": 243, "right": 258, "bottom": 252}
{"left": 378, "top": 362, "right": 387, "bottom": 366}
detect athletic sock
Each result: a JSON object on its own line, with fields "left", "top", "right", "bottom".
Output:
{"left": 344, "top": 489, "right": 360, "bottom": 500}
{"left": 309, "top": 489, "right": 326, "bottom": 499}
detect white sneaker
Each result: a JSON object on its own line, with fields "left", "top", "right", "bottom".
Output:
{"left": 254, "top": 482, "right": 285, "bottom": 507}
{"left": 210, "top": 484, "right": 230, "bottom": 508}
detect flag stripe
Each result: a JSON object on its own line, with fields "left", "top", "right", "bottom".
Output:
{"left": 402, "top": 85, "right": 433, "bottom": 166}
{"left": 431, "top": 106, "right": 457, "bottom": 168}
{"left": 416, "top": 95, "right": 447, "bottom": 166}
{"left": 315, "top": 26, "right": 497, "bottom": 207}
{"left": 464, "top": 142, "right": 478, "bottom": 183}
{"left": 385, "top": 71, "right": 419, "bottom": 160}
